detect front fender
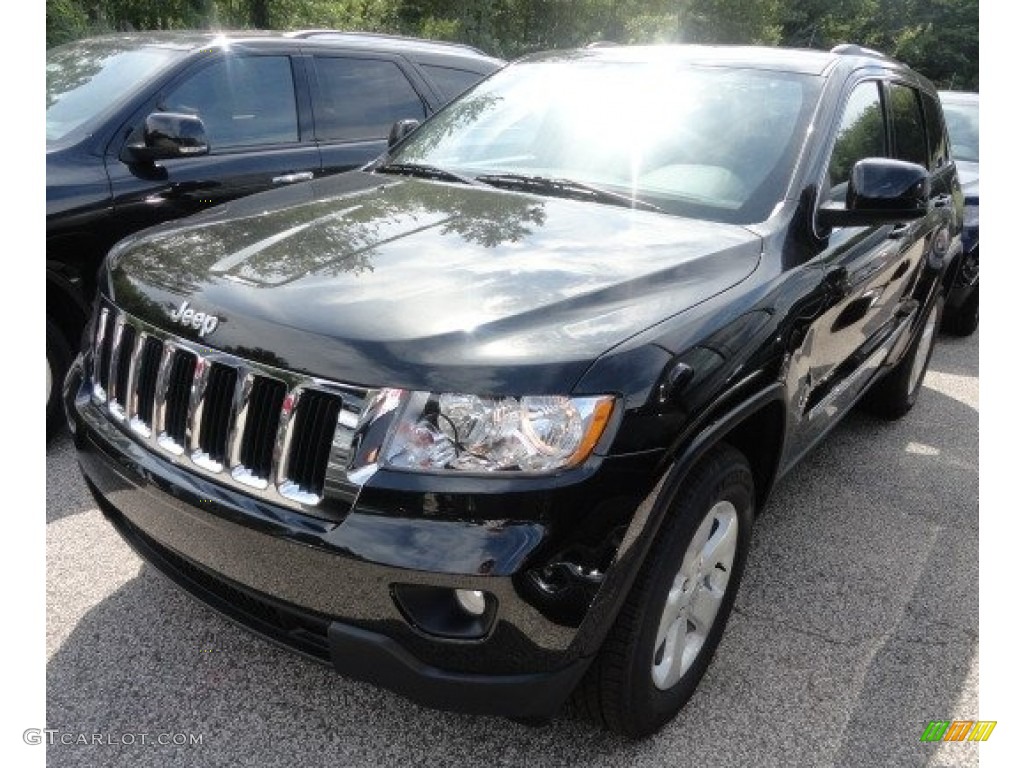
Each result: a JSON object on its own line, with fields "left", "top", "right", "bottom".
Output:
{"left": 566, "top": 382, "right": 787, "bottom": 660}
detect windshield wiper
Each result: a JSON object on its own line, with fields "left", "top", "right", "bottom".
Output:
{"left": 475, "top": 173, "right": 665, "bottom": 213}
{"left": 377, "top": 162, "right": 484, "bottom": 186}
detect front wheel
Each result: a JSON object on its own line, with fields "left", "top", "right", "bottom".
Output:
{"left": 573, "top": 444, "right": 754, "bottom": 738}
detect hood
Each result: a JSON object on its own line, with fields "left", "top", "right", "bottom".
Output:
{"left": 106, "top": 172, "right": 762, "bottom": 394}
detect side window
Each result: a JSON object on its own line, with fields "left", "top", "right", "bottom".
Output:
{"left": 889, "top": 84, "right": 929, "bottom": 168}
{"left": 920, "top": 92, "right": 950, "bottom": 170}
{"left": 313, "top": 57, "right": 427, "bottom": 142}
{"left": 421, "top": 65, "right": 485, "bottom": 101}
{"left": 827, "top": 81, "right": 885, "bottom": 202}
{"left": 162, "top": 56, "right": 298, "bottom": 149}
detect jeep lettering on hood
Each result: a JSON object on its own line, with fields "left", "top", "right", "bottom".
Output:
{"left": 169, "top": 300, "right": 219, "bottom": 337}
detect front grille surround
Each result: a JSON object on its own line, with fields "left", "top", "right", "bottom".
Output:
{"left": 88, "top": 303, "right": 368, "bottom": 519}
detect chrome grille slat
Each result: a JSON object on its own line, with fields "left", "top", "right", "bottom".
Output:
{"left": 125, "top": 331, "right": 149, "bottom": 436}
{"left": 106, "top": 315, "right": 127, "bottom": 419}
{"left": 226, "top": 372, "right": 255, "bottom": 470}
{"left": 113, "top": 324, "right": 137, "bottom": 415}
{"left": 91, "top": 307, "right": 111, "bottom": 402}
{"left": 152, "top": 342, "right": 178, "bottom": 437}
{"left": 131, "top": 336, "right": 165, "bottom": 437}
{"left": 88, "top": 303, "right": 367, "bottom": 519}
{"left": 187, "top": 357, "right": 212, "bottom": 455}
{"left": 273, "top": 388, "right": 303, "bottom": 490}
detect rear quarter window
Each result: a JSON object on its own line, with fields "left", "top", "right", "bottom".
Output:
{"left": 420, "top": 64, "right": 488, "bottom": 101}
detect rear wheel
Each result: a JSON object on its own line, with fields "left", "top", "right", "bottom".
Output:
{"left": 46, "top": 317, "right": 72, "bottom": 441}
{"left": 942, "top": 285, "right": 979, "bottom": 337}
{"left": 862, "top": 294, "right": 943, "bottom": 420}
{"left": 573, "top": 444, "right": 754, "bottom": 738}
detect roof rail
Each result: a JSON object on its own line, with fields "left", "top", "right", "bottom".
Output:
{"left": 285, "top": 29, "right": 487, "bottom": 56}
{"left": 830, "top": 43, "right": 888, "bottom": 60}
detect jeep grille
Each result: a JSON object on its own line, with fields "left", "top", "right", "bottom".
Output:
{"left": 88, "top": 303, "right": 365, "bottom": 519}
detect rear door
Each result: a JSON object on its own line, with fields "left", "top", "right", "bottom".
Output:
{"left": 883, "top": 82, "right": 951, "bottom": 275}
{"left": 309, "top": 53, "right": 430, "bottom": 176}
{"left": 105, "top": 49, "right": 320, "bottom": 242}
{"left": 902, "top": 85, "right": 959, "bottom": 267}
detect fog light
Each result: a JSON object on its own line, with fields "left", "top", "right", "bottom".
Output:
{"left": 455, "top": 589, "right": 487, "bottom": 616}
{"left": 392, "top": 584, "right": 496, "bottom": 639}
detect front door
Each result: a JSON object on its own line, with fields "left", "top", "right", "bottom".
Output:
{"left": 105, "top": 52, "right": 321, "bottom": 243}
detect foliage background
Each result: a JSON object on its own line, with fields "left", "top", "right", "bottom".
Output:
{"left": 45, "top": 0, "right": 978, "bottom": 90}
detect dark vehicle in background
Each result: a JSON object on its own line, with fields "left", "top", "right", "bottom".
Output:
{"left": 67, "top": 44, "right": 959, "bottom": 737}
{"left": 939, "top": 91, "right": 979, "bottom": 336}
{"left": 46, "top": 30, "right": 503, "bottom": 436}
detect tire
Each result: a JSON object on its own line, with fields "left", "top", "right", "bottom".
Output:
{"left": 862, "top": 294, "right": 944, "bottom": 420}
{"left": 941, "top": 285, "right": 979, "bottom": 337}
{"left": 573, "top": 444, "right": 754, "bottom": 738}
{"left": 46, "top": 317, "right": 72, "bottom": 441}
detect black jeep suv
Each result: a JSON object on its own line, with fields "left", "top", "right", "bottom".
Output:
{"left": 66, "top": 44, "right": 960, "bottom": 737}
{"left": 46, "top": 30, "right": 503, "bottom": 436}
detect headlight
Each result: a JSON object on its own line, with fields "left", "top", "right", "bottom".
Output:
{"left": 377, "top": 391, "right": 615, "bottom": 474}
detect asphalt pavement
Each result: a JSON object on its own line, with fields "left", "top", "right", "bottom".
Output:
{"left": 45, "top": 331, "right": 979, "bottom": 768}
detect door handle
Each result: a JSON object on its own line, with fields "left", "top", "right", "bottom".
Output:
{"left": 933, "top": 193, "right": 953, "bottom": 209}
{"left": 889, "top": 223, "right": 910, "bottom": 238}
{"left": 272, "top": 171, "right": 314, "bottom": 184}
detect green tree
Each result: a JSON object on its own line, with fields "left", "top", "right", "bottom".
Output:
{"left": 46, "top": 0, "right": 91, "bottom": 47}
{"left": 44, "top": 0, "right": 978, "bottom": 91}
{"left": 677, "top": 0, "right": 782, "bottom": 44}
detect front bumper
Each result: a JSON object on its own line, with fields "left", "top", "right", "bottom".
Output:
{"left": 67, "top": 363, "right": 662, "bottom": 718}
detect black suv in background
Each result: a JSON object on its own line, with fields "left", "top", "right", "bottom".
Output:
{"left": 939, "top": 90, "right": 979, "bottom": 336}
{"left": 67, "top": 44, "right": 959, "bottom": 737}
{"left": 46, "top": 30, "right": 503, "bottom": 435}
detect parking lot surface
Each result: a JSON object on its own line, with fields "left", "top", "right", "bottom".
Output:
{"left": 46, "top": 332, "right": 978, "bottom": 768}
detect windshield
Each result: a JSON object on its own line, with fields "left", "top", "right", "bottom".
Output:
{"left": 47, "top": 41, "right": 185, "bottom": 144}
{"left": 940, "top": 97, "right": 979, "bottom": 164}
{"left": 390, "top": 55, "right": 822, "bottom": 224}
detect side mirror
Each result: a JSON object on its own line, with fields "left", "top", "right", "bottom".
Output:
{"left": 121, "top": 112, "right": 209, "bottom": 164}
{"left": 387, "top": 119, "right": 420, "bottom": 150}
{"left": 818, "top": 158, "right": 930, "bottom": 229}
